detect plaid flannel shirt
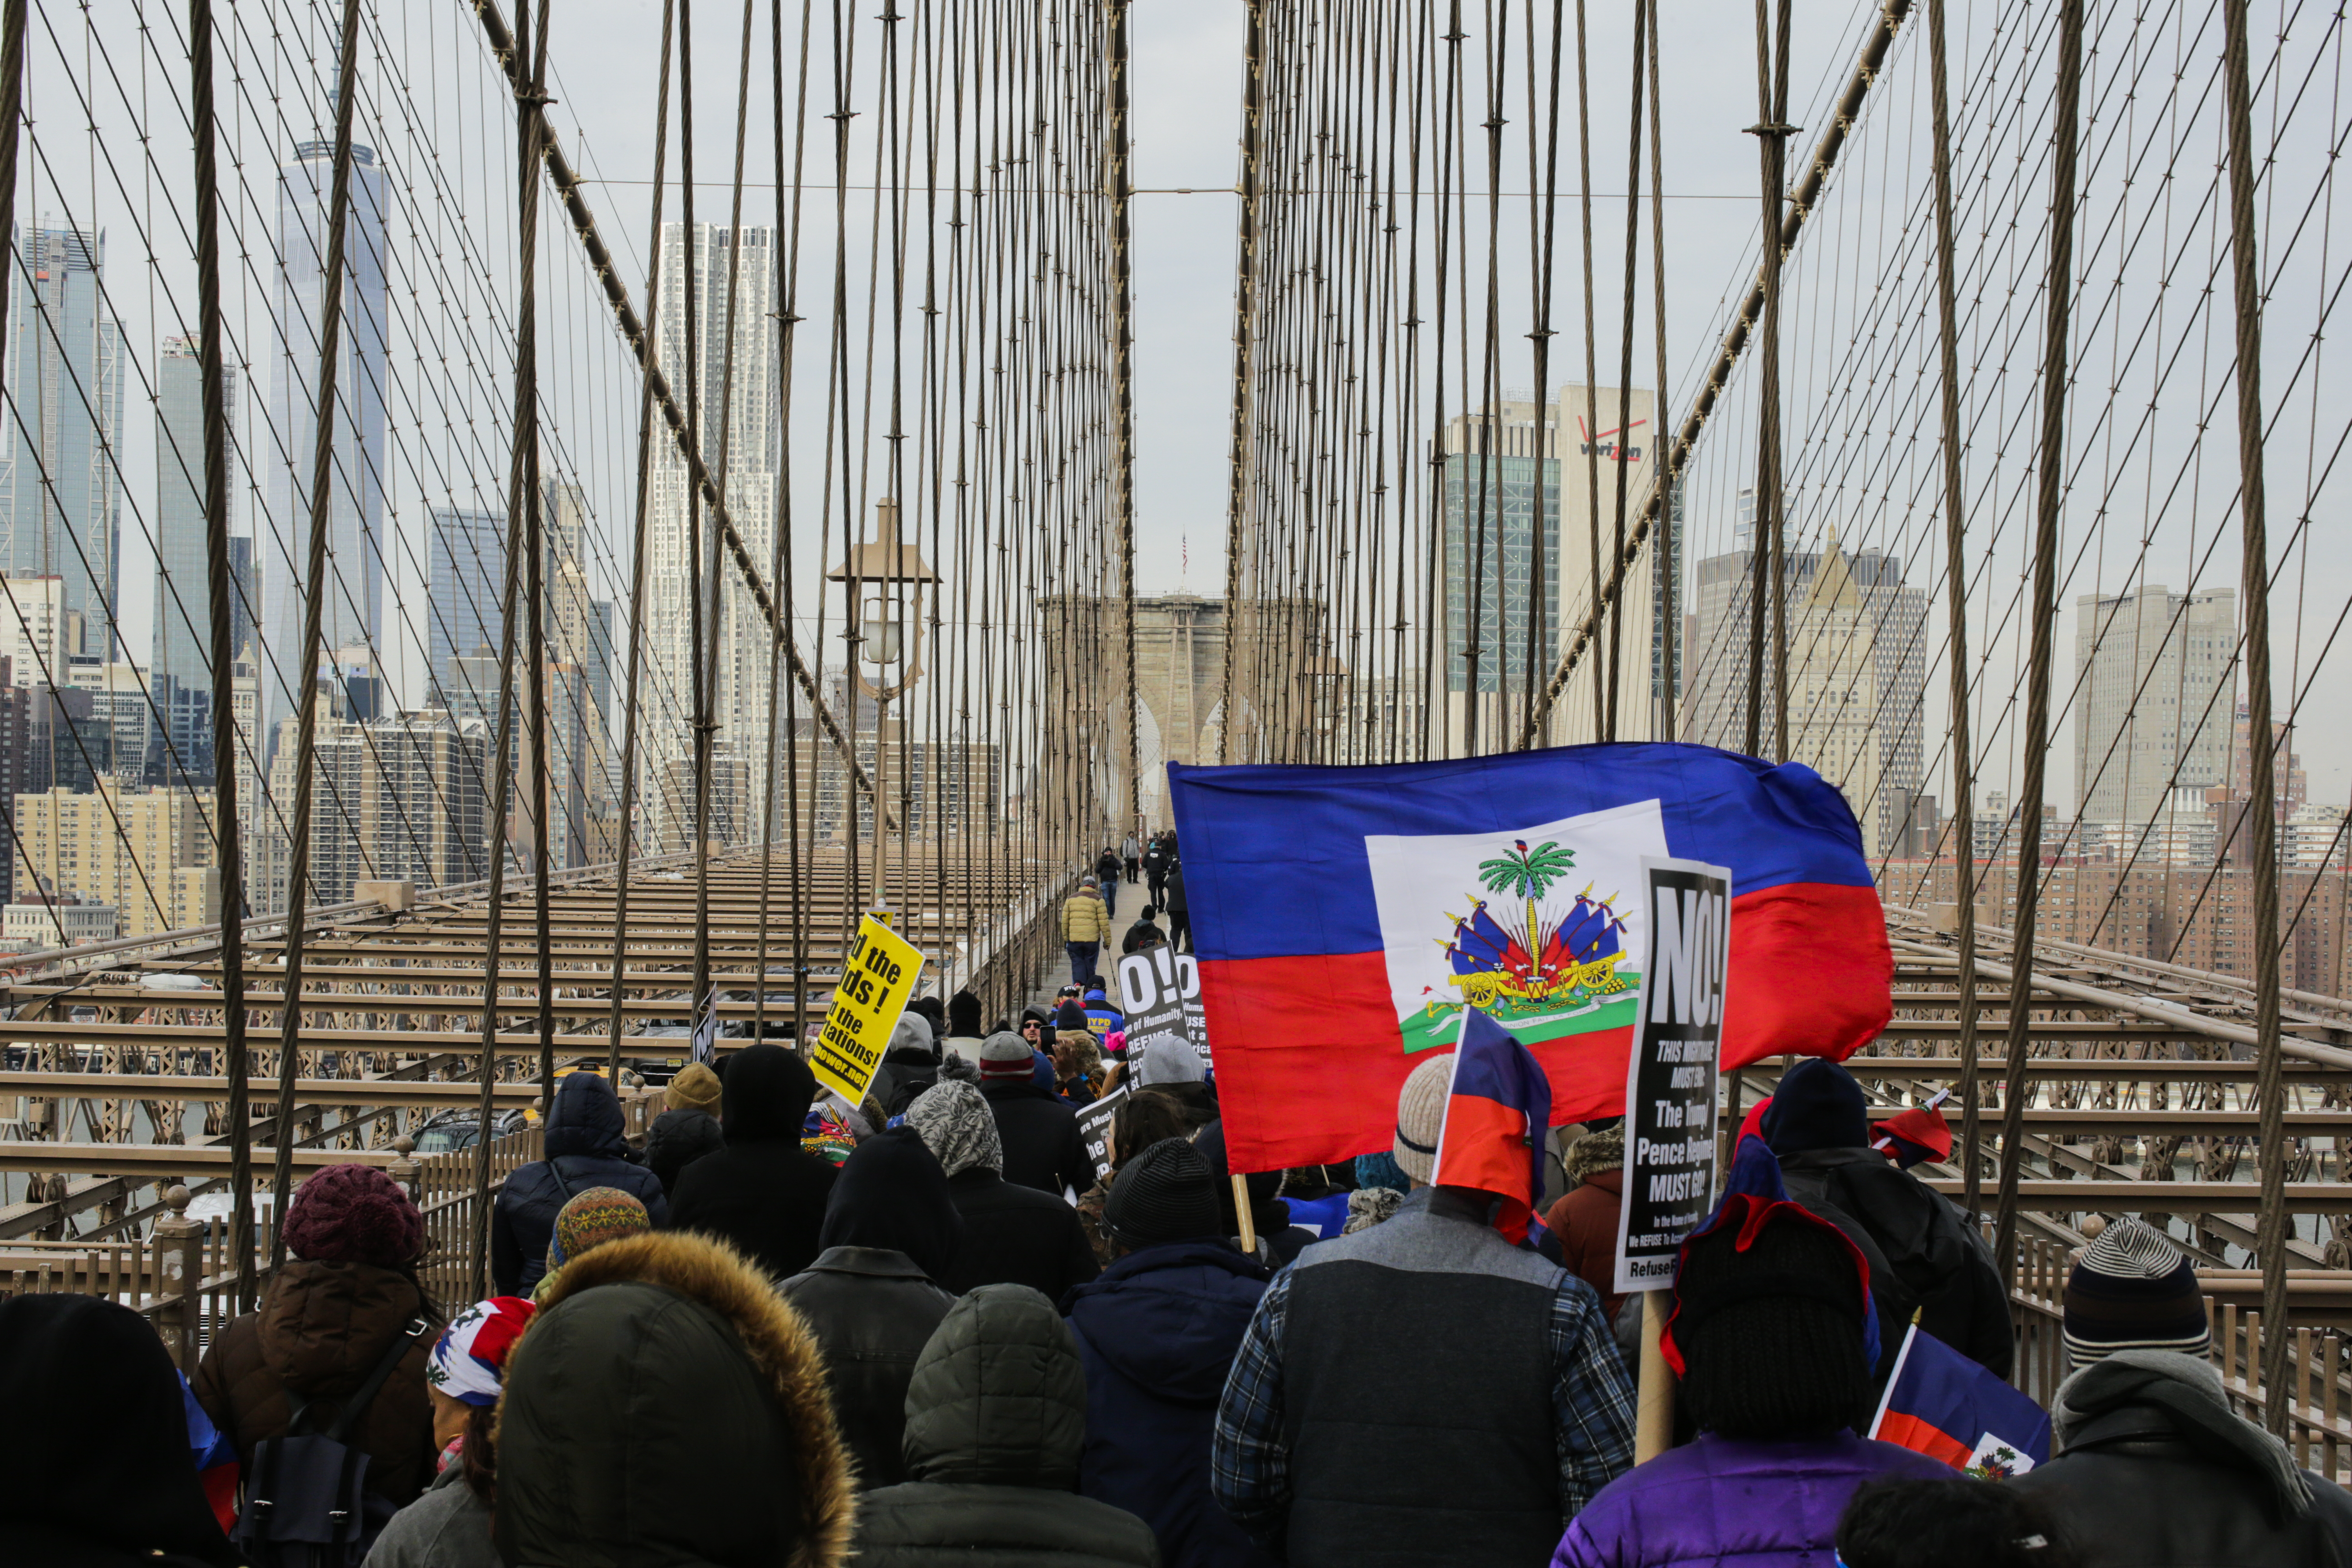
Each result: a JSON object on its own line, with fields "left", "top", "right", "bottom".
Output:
{"left": 1211, "top": 1255, "right": 1636, "bottom": 1546}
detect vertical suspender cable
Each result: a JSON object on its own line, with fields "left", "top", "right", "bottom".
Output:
{"left": 1521, "top": 0, "right": 1564, "bottom": 754}
{"left": 519, "top": 0, "right": 556, "bottom": 1102}
{"left": 682, "top": 0, "right": 716, "bottom": 1029}
{"left": 757, "top": 0, "right": 814, "bottom": 1044}
{"left": 1993, "top": 0, "right": 2084, "bottom": 1285}
{"left": 1222, "top": 0, "right": 1264, "bottom": 767}
{"left": 2220, "top": 0, "right": 2292, "bottom": 1435}
{"left": 471, "top": 0, "right": 548, "bottom": 1297}
{"left": 607, "top": 0, "right": 678, "bottom": 1070}
{"left": 185, "top": 0, "right": 252, "bottom": 1310}
{"left": 1924, "top": 0, "right": 1983, "bottom": 1219}
{"left": 1602, "top": 0, "right": 1645, "bottom": 743}
{"left": 1744, "top": 0, "right": 1793, "bottom": 761}
{"left": 270, "top": 0, "right": 366, "bottom": 1266}
{"left": 1573, "top": 0, "right": 1602, "bottom": 742}
{"left": 1644, "top": 0, "right": 1670, "bottom": 745}
{"left": 1109, "top": 0, "right": 1139, "bottom": 835}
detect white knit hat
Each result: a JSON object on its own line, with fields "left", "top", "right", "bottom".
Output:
{"left": 1392, "top": 1054, "right": 1453, "bottom": 1184}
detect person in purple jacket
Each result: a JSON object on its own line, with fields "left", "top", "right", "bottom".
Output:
{"left": 1550, "top": 1184, "right": 1950, "bottom": 1568}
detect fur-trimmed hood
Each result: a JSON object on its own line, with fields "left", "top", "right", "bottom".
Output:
{"left": 493, "top": 1230, "right": 853, "bottom": 1568}
{"left": 1565, "top": 1125, "right": 1625, "bottom": 1185}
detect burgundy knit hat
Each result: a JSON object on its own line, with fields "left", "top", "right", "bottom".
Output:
{"left": 281, "top": 1164, "right": 425, "bottom": 1267}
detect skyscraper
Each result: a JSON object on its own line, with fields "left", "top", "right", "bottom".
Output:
{"left": 2, "top": 226, "right": 125, "bottom": 665}
{"left": 1436, "top": 387, "right": 1665, "bottom": 750}
{"left": 1685, "top": 534, "right": 1927, "bottom": 858}
{"left": 261, "top": 129, "right": 389, "bottom": 763}
{"left": 2073, "top": 584, "right": 2236, "bottom": 826}
{"left": 426, "top": 505, "right": 507, "bottom": 702}
{"left": 154, "top": 336, "right": 236, "bottom": 782}
{"left": 643, "top": 222, "right": 780, "bottom": 850}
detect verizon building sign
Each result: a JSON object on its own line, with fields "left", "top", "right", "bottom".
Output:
{"left": 1612, "top": 855, "right": 1732, "bottom": 1296}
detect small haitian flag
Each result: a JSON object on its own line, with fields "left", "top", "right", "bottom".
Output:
{"left": 181, "top": 1371, "right": 239, "bottom": 1534}
{"left": 1431, "top": 1008, "right": 1553, "bottom": 1243}
{"left": 1166, "top": 741, "right": 1892, "bottom": 1171}
{"left": 1868, "top": 1323, "right": 2052, "bottom": 1477}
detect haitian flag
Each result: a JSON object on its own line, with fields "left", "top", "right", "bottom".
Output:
{"left": 1868, "top": 1323, "right": 2052, "bottom": 1476}
{"left": 181, "top": 1371, "right": 239, "bottom": 1534}
{"left": 1431, "top": 1008, "right": 1553, "bottom": 1242}
{"left": 1167, "top": 741, "right": 1891, "bottom": 1171}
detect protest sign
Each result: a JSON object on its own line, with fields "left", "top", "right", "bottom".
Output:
{"left": 1075, "top": 1085, "right": 1127, "bottom": 1183}
{"left": 809, "top": 914, "right": 926, "bottom": 1107}
{"left": 1116, "top": 947, "right": 1210, "bottom": 1062}
{"left": 1612, "top": 854, "right": 1732, "bottom": 1296}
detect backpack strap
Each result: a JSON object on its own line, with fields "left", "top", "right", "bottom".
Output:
{"left": 325, "top": 1313, "right": 434, "bottom": 1446}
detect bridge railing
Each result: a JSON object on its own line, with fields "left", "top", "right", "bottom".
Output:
{"left": 0, "top": 1124, "right": 550, "bottom": 1364}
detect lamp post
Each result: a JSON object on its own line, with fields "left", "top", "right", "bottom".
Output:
{"left": 828, "top": 498, "right": 936, "bottom": 919}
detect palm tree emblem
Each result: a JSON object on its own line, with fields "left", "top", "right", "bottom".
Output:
{"left": 1477, "top": 839, "right": 1578, "bottom": 963}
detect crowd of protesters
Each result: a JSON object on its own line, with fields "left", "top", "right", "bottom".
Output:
{"left": 10, "top": 967, "right": 2352, "bottom": 1568}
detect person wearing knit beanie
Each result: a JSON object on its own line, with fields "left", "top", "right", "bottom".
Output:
{"left": 1212, "top": 1045, "right": 1635, "bottom": 1567}
{"left": 1102, "top": 1137, "right": 1225, "bottom": 1251}
{"left": 192, "top": 1167, "right": 442, "bottom": 1515}
{"left": 664, "top": 1062, "right": 723, "bottom": 1118}
{"left": 1070, "top": 1144, "right": 1271, "bottom": 1567}
{"left": 979, "top": 1029, "right": 1038, "bottom": 1084}
{"left": 538, "top": 1186, "right": 651, "bottom": 1299}
{"left": 2062, "top": 1217, "right": 2211, "bottom": 1369}
{"left": 907, "top": 1079, "right": 1004, "bottom": 1178}
{"left": 1552, "top": 1201, "right": 1947, "bottom": 1568}
{"left": 906, "top": 1078, "right": 1099, "bottom": 1303}
{"left": 1391, "top": 1052, "right": 1451, "bottom": 1184}
{"left": 1760, "top": 1058, "right": 1871, "bottom": 1155}
{"left": 281, "top": 1162, "right": 425, "bottom": 1267}
{"left": 645, "top": 1063, "right": 727, "bottom": 1196}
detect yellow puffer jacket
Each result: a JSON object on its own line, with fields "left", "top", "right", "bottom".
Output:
{"left": 1059, "top": 891, "right": 1111, "bottom": 944}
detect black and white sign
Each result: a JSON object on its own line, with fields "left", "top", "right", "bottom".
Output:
{"left": 1116, "top": 948, "right": 1211, "bottom": 1063}
{"left": 1075, "top": 1085, "right": 1127, "bottom": 1184}
{"left": 1612, "top": 854, "right": 1733, "bottom": 1296}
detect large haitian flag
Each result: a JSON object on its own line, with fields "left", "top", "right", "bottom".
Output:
{"left": 1167, "top": 741, "right": 1891, "bottom": 1172}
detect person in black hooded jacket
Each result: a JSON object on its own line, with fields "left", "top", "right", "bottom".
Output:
{"left": 781, "top": 1126, "right": 964, "bottom": 1490}
{"left": 0, "top": 1294, "right": 237, "bottom": 1568}
{"left": 643, "top": 1061, "right": 726, "bottom": 1195}
{"left": 666, "top": 1044, "right": 839, "bottom": 1280}
{"left": 1764, "top": 1058, "right": 2010, "bottom": 1379}
{"left": 493, "top": 1072, "right": 669, "bottom": 1296}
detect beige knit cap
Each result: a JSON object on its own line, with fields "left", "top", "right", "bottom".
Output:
{"left": 664, "top": 1061, "right": 722, "bottom": 1118}
{"left": 1392, "top": 1053, "right": 1454, "bottom": 1183}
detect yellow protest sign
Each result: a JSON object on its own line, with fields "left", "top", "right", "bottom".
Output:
{"left": 809, "top": 914, "right": 925, "bottom": 1108}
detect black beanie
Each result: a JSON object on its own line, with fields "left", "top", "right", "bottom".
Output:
{"left": 720, "top": 1043, "right": 818, "bottom": 1143}
{"left": 1105, "top": 1137, "right": 1226, "bottom": 1250}
{"left": 1762, "top": 1058, "right": 1870, "bottom": 1155}
{"left": 949, "top": 989, "right": 984, "bottom": 1036}
{"left": 1675, "top": 1208, "right": 1875, "bottom": 1440}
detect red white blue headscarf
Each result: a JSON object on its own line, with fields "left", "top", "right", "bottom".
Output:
{"left": 426, "top": 1296, "right": 536, "bottom": 1407}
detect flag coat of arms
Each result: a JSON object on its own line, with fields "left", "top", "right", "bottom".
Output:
{"left": 1167, "top": 741, "right": 1891, "bottom": 1171}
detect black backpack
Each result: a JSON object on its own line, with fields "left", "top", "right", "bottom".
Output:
{"left": 233, "top": 1314, "right": 432, "bottom": 1567}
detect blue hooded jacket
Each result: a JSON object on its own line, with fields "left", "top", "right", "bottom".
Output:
{"left": 490, "top": 1072, "right": 669, "bottom": 1295}
{"left": 1063, "top": 1241, "right": 1279, "bottom": 1568}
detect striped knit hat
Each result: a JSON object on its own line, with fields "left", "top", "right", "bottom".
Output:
{"left": 2063, "top": 1217, "right": 2211, "bottom": 1369}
